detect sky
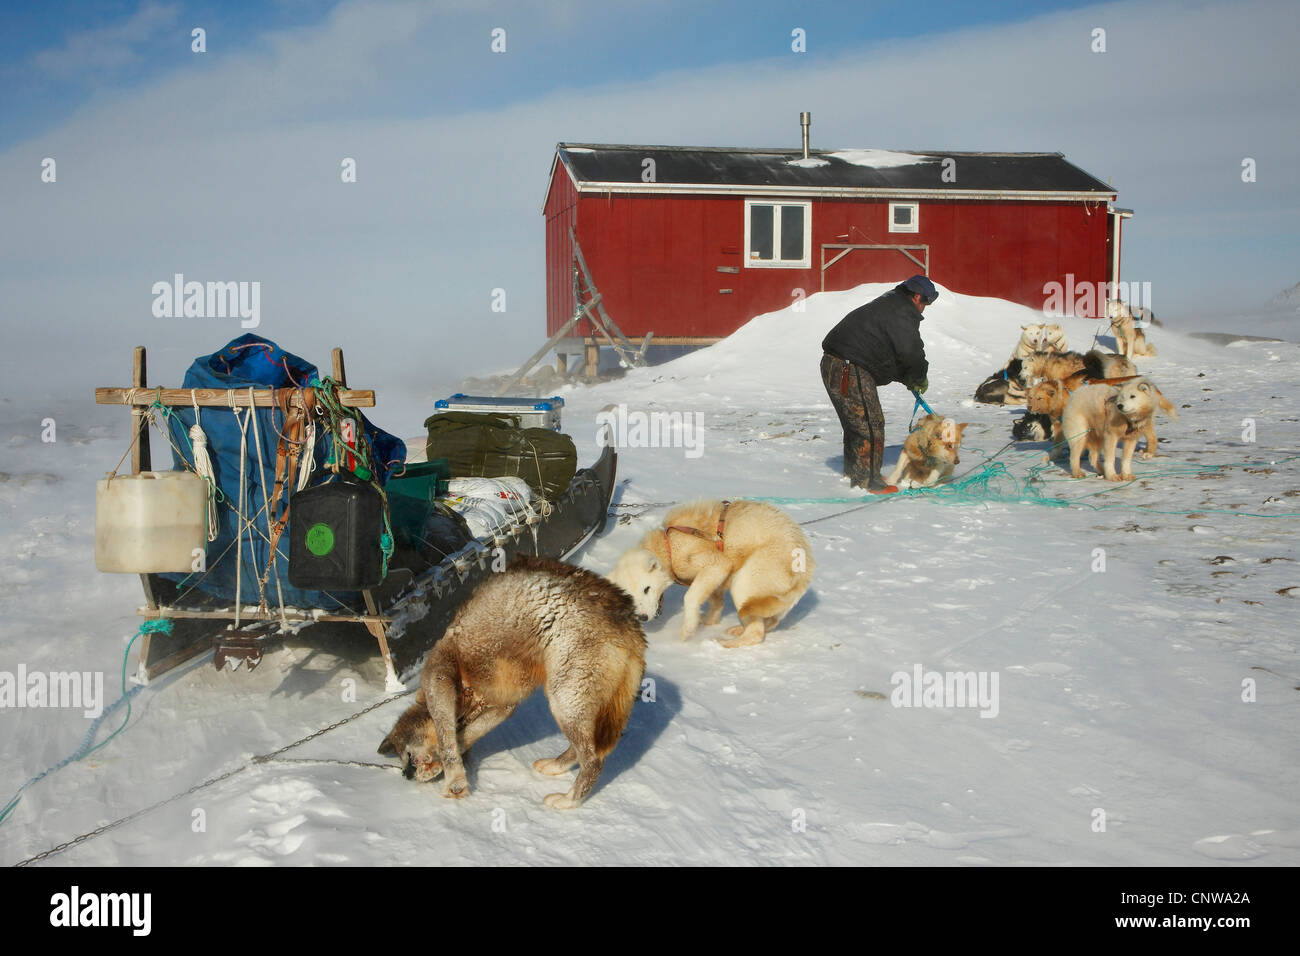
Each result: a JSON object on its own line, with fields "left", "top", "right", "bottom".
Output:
{"left": 1, "top": 0, "right": 1297, "bottom": 400}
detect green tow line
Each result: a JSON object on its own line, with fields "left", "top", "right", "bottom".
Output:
{"left": 0, "top": 619, "right": 173, "bottom": 827}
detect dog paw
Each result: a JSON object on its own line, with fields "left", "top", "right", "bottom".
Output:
{"left": 1140, "top": 451, "right": 1156, "bottom": 460}
{"left": 1119, "top": 472, "right": 1135, "bottom": 481}
{"left": 411, "top": 755, "right": 443, "bottom": 783}
{"left": 532, "top": 757, "right": 573, "bottom": 776}
{"left": 1070, "top": 470, "right": 1085, "bottom": 479}
{"left": 442, "top": 770, "right": 470, "bottom": 799}
{"left": 679, "top": 621, "right": 698, "bottom": 641}
{"left": 719, "top": 626, "right": 765, "bottom": 648}
{"left": 1106, "top": 474, "right": 1123, "bottom": 482}
{"left": 543, "top": 792, "right": 581, "bottom": 810}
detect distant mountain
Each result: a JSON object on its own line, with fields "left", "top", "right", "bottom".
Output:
{"left": 1264, "top": 282, "right": 1300, "bottom": 312}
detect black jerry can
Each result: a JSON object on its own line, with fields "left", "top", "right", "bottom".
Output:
{"left": 288, "top": 476, "right": 384, "bottom": 591}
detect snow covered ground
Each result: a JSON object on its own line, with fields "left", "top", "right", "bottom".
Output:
{"left": 2, "top": 283, "right": 1298, "bottom": 866}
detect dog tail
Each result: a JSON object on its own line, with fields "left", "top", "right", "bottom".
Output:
{"left": 593, "top": 647, "right": 644, "bottom": 756}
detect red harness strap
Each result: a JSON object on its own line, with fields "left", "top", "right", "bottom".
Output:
{"left": 663, "top": 500, "right": 731, "bottom": 586}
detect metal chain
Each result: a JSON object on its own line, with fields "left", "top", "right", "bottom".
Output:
{"left": 262, "top": 757, "right": 403, "bottom": 772}
{"left": 12, "top": 689, "right": 414, "bottom": 867}
{"left": 15, "top": 763, "right": 251, "bottom": 867}
{"left": 252, "top": 690, "right": 413, "bottom": 764}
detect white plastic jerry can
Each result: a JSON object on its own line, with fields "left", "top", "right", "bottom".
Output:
{"left": 95, "top": 471, "right": 208, "bottom": 573}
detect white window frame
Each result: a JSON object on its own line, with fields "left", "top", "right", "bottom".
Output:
{"left": 743, "top": 199, "right": 811, "bottom": 269}
{"left": 888, "top": 202, "right": 919, "bottom": 233}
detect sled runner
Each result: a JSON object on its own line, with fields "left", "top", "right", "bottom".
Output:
{"left": 94, "top": 342, "right": 616, "bottom": 688}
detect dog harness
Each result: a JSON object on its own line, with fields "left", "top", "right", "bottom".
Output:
{"left": 663, "top": 500, "right": 731, "bottom": 586}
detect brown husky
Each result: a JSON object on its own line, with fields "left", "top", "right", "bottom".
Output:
{"left": 378, "top": 555, "right": 646, "bottom": 810}
{"left": 886, "top": 413, "right": 970, "bottom": 488}
{"left": 1014, "top": 349, "right": 1088, "bottom": 388}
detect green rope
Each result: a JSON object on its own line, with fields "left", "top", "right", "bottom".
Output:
{"left": 0, "top": 619, "right": 172, "bottom": 827}
{"left": 310, "top": 376, "right": 395, "bottom": 580}
{"left": 752, "top": 451, "right": 1300, "bottom": 518}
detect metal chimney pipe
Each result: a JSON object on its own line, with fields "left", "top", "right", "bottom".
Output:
{"left": 800, "top": 111, "right": 811, "bottom": 159}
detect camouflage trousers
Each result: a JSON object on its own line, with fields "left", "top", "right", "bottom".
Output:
{"left": 821, "top": 352, "right": 886, "bottom": 488}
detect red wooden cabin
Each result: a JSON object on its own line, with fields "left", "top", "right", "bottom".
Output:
{"left": 543, "top": 138, "right": 1126, "bottom": 373}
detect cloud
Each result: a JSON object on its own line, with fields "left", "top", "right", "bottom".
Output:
{"left": 29, "top": 1, "right": 182, "bottom": 81}
{"left": 1, "top": 0, "right": 1296, "bottom": 401}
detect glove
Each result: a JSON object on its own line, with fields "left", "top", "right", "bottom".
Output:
{"left": 913, "top": 378, "right": 929, "bottom": 395}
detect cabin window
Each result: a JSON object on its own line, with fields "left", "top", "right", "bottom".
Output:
{"left": 889, "top": 202, "right": 919, "bottom": 233}
{"left": 744, "top": 200, "right": 810, "bottom": 268}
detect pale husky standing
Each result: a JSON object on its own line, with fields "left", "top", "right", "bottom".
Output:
{"left": 1062, "top": 378, "right": 1178, "bottom": 480}
{"left": 608, "top": 499, "right": 814, "bottom": 648}
{"left": 1107, "top": 300, "right": 1157, "bottom": 359}
{"left": 378, "top": 556, "right": 646, "bottom": 809}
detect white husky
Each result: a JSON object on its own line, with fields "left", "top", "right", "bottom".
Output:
{"left": 608, "top": 499, "right": 814, "bottom": 648}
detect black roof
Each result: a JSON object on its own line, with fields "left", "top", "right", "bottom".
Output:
{"left": 555, "top": 143, "right": 1114, "bottom": 196}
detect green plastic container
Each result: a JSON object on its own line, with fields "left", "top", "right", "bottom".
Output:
{"left": 386, "top": 459, "right": 451, "bottom": 548}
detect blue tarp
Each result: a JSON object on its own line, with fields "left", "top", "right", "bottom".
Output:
{"left": 160, "top": 333, "right": 405, "bottom": 609}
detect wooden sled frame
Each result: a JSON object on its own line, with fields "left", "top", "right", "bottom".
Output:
{"left": 95, "top": 345, "right": 404, "bottom": 689}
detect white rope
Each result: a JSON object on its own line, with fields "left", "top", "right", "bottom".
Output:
{"left": 231, "top": 397, "right": 250, "bottom": 629}
{"left": 296, "top": 419, "right": 317, "bottom": 492}
{"left": 245, "top": 387, "right": 287, "bottom": 628}
{"left": 189, "top": 393, "right": 220, "bottom": 542}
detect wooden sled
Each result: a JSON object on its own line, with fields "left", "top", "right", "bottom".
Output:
{"left": 95, "top": 346, "right": 616, "bottom": 688}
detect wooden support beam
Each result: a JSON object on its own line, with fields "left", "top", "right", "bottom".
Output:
{"left": 586, "top": 335, "right": 720, "bottom": 347}
{"left": 131, "top": 347, "right": 159, "bottom": 617}
{"left": 495, "top": 308, "right": 583, "bottom": 396}
{"left": 140, "top": 606, "right": 392, "bottom": 625}
{"left": 331, "top": 347, "right": 347, "bottom": 386}
{"left": 569, "top": 228, "right": 645, "bottom": 367}
{"left": 585, "top": 303, "right": 635, "bottom": 368}
{"left": 95, "top": 387, "right": 375, "bottom": 408}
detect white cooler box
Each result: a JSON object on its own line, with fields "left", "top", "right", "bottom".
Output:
{"left": 431, "top": 394, "right": 564, "bottom": 432}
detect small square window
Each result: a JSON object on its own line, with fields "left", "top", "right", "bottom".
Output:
{"left": 889, "top": 202, "right": 919, "bottom": 233}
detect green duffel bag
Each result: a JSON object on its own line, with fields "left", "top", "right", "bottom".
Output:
{"left": 423, "top": 411, "right": 577, "bottom": 501}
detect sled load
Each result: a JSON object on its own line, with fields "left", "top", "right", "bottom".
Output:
{"left": 94, "top": 334, "right": 615, "bottom": 688}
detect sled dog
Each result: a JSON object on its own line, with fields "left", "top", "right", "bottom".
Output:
{"left": 1027, "top": 363, "right": 1144, "bottom": 452}
{"left": 1012, "top": 412, "right": 1053, "bottom": 442}
{"left": 1025, "top": 380, "right": 1072, "bottom": 449}
{"left": 1014, "top": 349, "right": 1088, "bottom": 388}
{"left": 1009, "top": 323, "right": 1068, "bottom": 362}
{"left": 887, "top": 413, "right": 970, "bottom": 489}
{"left": 1108, "top": 300, "right": 1157, "bottom": 359}
{"left": 974, "top": 368, "right": 1025, "bottom": 406}
{"left": 1081, "top": 348, "right": 1139, "bottom": 380}
{"left": 1062, "top": 378, "right": 1178, "bottom": 480}
{"left": 378, "top": 556, "right": 646, "bottom": 809}
{"left": 608, "top": 499, "right": 814, "bottom": 648}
